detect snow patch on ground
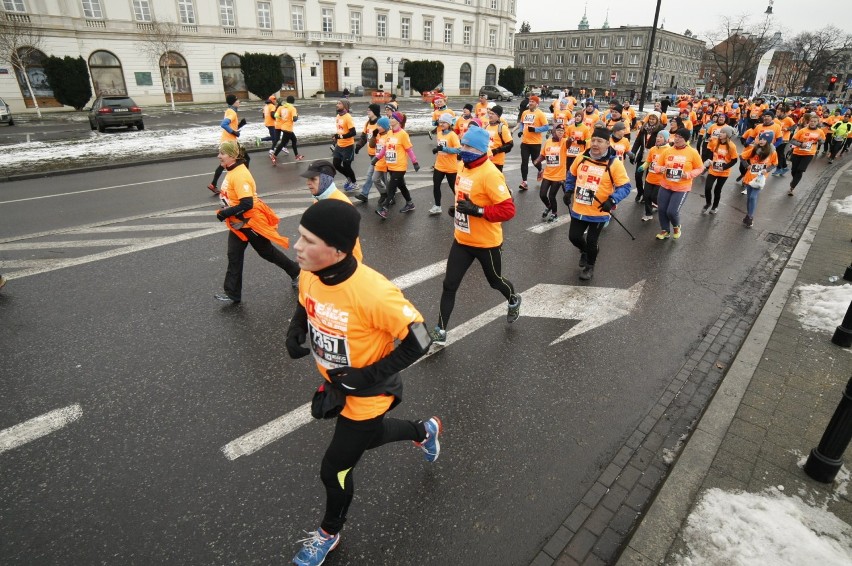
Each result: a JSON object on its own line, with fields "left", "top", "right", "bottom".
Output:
{"left": 791, "top": 283, "right": 852, "bottom": 334}
{"left": 674, "top": 487, "right": 852, "bottom": 565}
{"left": 831, "top": 195, "right": 852, "bottom": 215}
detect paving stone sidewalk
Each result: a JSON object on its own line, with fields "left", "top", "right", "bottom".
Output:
{"left": 617, "top": 162, "right": 852, "bottom": 565}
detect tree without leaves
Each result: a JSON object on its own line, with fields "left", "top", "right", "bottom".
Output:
{"left": 498, "top": 67, "right": 525, "bottom": 97}
{"left": 702, "top": 15, "right": 777, "bottom": 96}
{"left": 239, "top": 53, "right": 283, "bottom": 100}
{"left": 0, "top": 16, "right": 45, "bottom": 117}
{"left": 139, "top": 18, "right": 183, "bottom": 111}
{"left": 403, "top": 61, "right": 444, "bottom": 95}
{"left": 782, "top": 27, "right": 852, "bottom": 94}
{"left": 43, "top": 56, "right": 92, "bottom": 110}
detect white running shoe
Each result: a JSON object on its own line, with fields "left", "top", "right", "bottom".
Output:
{"left": 429, "top": 205, "right": 442, "bottom": 215}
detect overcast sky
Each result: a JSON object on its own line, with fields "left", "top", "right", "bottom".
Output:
{"left": 516, "top": 0, "right": 843, "bottom": 44}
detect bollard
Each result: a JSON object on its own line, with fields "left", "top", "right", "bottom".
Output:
{"left": 831, "top": 298, "right": 852, "bottom": 348}
{"left": 804, "top": 376, "right": 852, "bottom": 483}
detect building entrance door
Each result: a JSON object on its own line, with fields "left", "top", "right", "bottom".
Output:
{"left": 323, "top": 60, "right": 338, "bottom": 93}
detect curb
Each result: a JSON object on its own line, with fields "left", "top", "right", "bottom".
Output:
{"left": 615, "top": 159, "right": 852, "bottom": 565}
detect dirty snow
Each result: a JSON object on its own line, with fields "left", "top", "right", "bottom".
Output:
{"left": 791, "top": 283, "right": 852, "bottom": 334}
{"left": 831, "top": 195, "right": 852, "bottom": 215}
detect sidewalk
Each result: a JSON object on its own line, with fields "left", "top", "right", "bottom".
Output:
{"left": 617, "top": 162, "right": 852, "bottom": 564}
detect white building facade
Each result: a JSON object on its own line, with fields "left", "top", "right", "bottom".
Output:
{"left": 0, "top": 0, "right": 517, "bottom": 111}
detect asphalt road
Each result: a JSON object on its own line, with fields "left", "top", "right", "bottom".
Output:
{"left": 0, "top": 136, "right": 835, "bottom": 565}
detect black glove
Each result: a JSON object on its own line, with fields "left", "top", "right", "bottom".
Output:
{"left": 326, "top": 365, "right": 373, "bottom": 392}
{"left": 216, "top": 210, "right": 227, "bottom": 222}
{"left": 628, "top": 155, "right": 636, "bottom": 164}
{"left": 354, "top": 145, "right": 361, "bottom": 154}
{"left": 371, "top": 157, "right": 379, "bottom": 166}
{"left": 413, "top": 162, "right": 421, "bottom": 172}
{"left": 517, "top": 131, "right": 523, "bottom": 138}
{"left": 456, "top": 197, "right": 483, "bottom": 217}
{"left": 238, "top": 118, "right": 247, "bottom": 128}
{"left": 562, "top": 190, "right": 572, "bottom": 207}
{"left": 527, "top": 126, "right": 537, "bottom": 133}
{"left": 233, "top": 130, "right": 240, "bottom": 137}
{"left": 285, "top": 327, "right": 310, "bottom": 359}
{"left": 599, "top": 197, "right": 615, "bottom": 213}
{"left": 432, "top": 147, "right": 440, "bottom": 154}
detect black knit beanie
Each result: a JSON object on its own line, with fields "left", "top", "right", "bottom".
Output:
{"left": 368, "top": 103, "right": 381, "bottom": 117}
{"left": 299, "top": 199, "right": 360, "bottom": 255}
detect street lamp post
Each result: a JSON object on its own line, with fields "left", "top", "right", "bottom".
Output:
{"left": 387, "top": 57, "right": 396, "bottom": 95}
{"left": 298, "top": 53, "right": 306, "bottom": 100}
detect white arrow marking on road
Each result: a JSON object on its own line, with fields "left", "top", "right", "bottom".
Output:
{"left": 527, "top": 215, "right": 571, "bottom": 234}
{"left": 222, "top": 278, "right": 643, "bottom": 460}
{"left": 0, "top": 404, "right": 83, "bottom": 455}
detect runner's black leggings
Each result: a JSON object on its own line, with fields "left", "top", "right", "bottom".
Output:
{"left": 643, "top": 182, "right": 660, "bottom": 216}
{"left": 274, "top": 130, "right": 299, "bottom": 156}
{"left": 790, "top": 154, "right": 813, "bottom": 189}
{"left": 776, "top": 142, "right": 788, "bottom": 169}
{"left": 211, "top": 153, "right": 250, "bottom": 187}
{"left": 224, "top": 227, "right": 298, "bottom": 301}
{"left": 438, "top": 240, "right": 515, "bottom": 330}
{"left": 539, "top": 179, "right": 562, "bottom": 214}
{"left": 704, "top": 175, "right": 728, "bottom": 208}
{"left": 568, "top": 218, "right": 605, "bottom": 266}
{"left": 520, "top": 143, "right": 542, "bottom": 181}
{"left": 384, "top": 171, "right": 412, "bottom": 204}
{"left": 320, "top": 414, "right": 426, "bottom": 535}
{"left": 433, "top": 170, "right": 457, "bottom": 206}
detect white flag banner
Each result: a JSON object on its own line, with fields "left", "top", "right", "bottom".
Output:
{"left": 751, "top": 49, "right": 776, "bottom": 98}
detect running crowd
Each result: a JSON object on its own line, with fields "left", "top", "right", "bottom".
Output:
{"left": 203, "top": 89, "right": 849, "bottom": 566}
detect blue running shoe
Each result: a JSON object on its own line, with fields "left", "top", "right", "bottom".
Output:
{"left": 292, "top": 529, "right": 340, "bottom": 566}
{"left": 415, "top": 417, "right": 442, "bottom": 463}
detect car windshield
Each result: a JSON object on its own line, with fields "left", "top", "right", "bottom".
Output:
{"left": 102, "top": 98, "right": 135, "bottom": 107}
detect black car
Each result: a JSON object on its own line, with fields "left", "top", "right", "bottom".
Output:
{"left": 88, "top": 96, "right": 144, "bottom": 132}
{"left": 478, "top": 85, "right": 514, "bottom": 101}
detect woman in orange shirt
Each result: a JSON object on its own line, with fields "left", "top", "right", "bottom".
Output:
{"left": 533, "top": 122, "right": 568, "bottom": 222}
{"left": 637, "top": 130, "right": 670, "bottom": 221}
{"left": 371, "top": 111, "right": 421, "bottom": 218}
{"left": 739, "top": 132, "right": 778, "bottom": 228}
{"left": 788, "top": 113, "right": 826, "bottom": 196}
{"left": 701, "top": 125, "right": 738, "bottom": 214}
{"left": 652, "top": 128, "right": 704, "bottom": 240}
{"left": 431, "top": 113, "right": 461, "bottom": 215}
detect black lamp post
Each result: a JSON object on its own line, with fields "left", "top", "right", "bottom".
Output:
{"left": 298, "top": 53, "right": 306, "bottom": 100}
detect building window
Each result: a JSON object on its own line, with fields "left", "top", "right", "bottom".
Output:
{"left": 600, "top": 36, "right": 609, "bottom": 48}
{"left": 543, "top": 54, "right": 550, "bottom": 64}
{"left": 519, "top": 39, "right": 526, "bottom": 49}
{"left": 424, "top": 20, "right": 432, "bottom": 42}
{"left": 542, "top": 70, "right": 549, "bottom": 80}
{"left": 556, "top": 54, "right": 563, "bottom": 64}
{"left": 490, "top": 0, "right": 497, "bottom": 8}
{"left": 219, "top": 0, "right": 235, "bottom": 27}
{"left": 530, "top": 54, "right": 537, "bottom": 64}
{"left": 554, "top": 69, "right": 562, "bottom": 80}
{"left": 3, "top": 0, "right": 25, "bottom": 11}
{"left": 279, "top": 54, "right": 297, "bottom": 91}
{"left": 595, "top": 70, "right": 604, "bottom": 82}
{"left": 544, "top": 38, "right": 552, "bottom": 49}
{"left": 616, "top": 35, "right": 625, "bottom": 47}
{"left": 463, "top": 25, "right": 471, "bottom": 45}
{"left": 489, "top": 28, "right": 497, "bottom": 48}
{"left": 628, "top": 71, "right": 637, "bottom": 83}
{"left": 485, "top": 63, "right": 496, "bottom": 85}
{"left": 257, "top": 2, "right": 271, "bottom": 30}
{"left": 321, "top": 8, "right": 333, "bottom": 33}
{"left": 585, "top": 37, "right": 594, "bottom": 48}
{"left": 178, "top": 0, "right": 195, "bottom": 24}
{"left": 351, "top": 11, "right": 362, "bottom": 36}
{"left": 629, "top": 54, "right": 639, "bottom": 65}
{"left": 518, "top": 54, "right": 525, "bottom": 65}
{"left": 528, "top": 70, "right": 536, "bottom": 80}
{"left": 81, "top": 0, "right": 103, "bottom": 18}
{"left": 361, "top": 57, "right": 378, "bottom": 89}
{"left": 132, "top": 1, "right": 152, "bottom": 21}
{"left": 88, "top": 50, "right": 127, "bottom": 96}
{"left": 581, "top": 70, "right": 589, "bottom": 81}
{"left": 613, "top": 54, "right": 623, "bottom": 65}
{"left": 532, "top": 39, "right": 539, "bottom": 49}
{"left": 291, "top": 6, "right": 303, "bottom": 31}
{"left": 558, "top": 38, "right": 566, "bottom": 48}
{"left": 598, "top": 53, "right": 607, "bottom": 64}
{"left": 460, "top": 62, "right": 471, "bottom": 90}
{"left": 571, "top": 38, "right": 579, "bottom": 48}
{"left": 569, "top": 54, "right": 578, "bottom": 64}
{"left": 611, "top": 71, "right": 619, "bottom": 83}
{"left": 401, "top": 16, "right": 410, "bottom": 40}
{"left": 221, "top": 53, "right": 246, "bottom": 97}
{"left": 444, "top": 22, "right": 453, "bottom": 44}
{"left": 567, "top": 70, "right": 575, "bottom": 81}
{"left": 583, "top": 54, "right": 592, "bottom": 65}
{"left": 632, "top": 35, "right": 642, "bottom": 47}
{"left": 159, "top": 51, "right": 192, "bottom": 99}
{"left": 377, "top": 14, "right": 388, "bottom": 38}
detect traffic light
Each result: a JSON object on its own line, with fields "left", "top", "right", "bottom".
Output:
{"left": 829, "top": 74, "right": 838, "bottom": 90}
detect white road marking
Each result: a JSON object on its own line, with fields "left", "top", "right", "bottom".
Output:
{"left": 0, "top": 404, "right": 83, "bottom": 455}
{"left": 85, "top": 223, "right": 217, "bottom": 232}
{"left": 221, "top": 260, "right": 448, "bottom": 461}
{"left": 0, "top": 173, "right": 210, "bottom": 205}
{"left": 527, "top": 215, "right": 571, "bottom": 233}
{"left": 0, "top": 238, "right": 160, "bottom": 250}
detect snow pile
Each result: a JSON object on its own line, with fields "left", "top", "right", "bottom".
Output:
{"left": 791, "top": 284, "right": 852, "bottom": 334}
{"left": 831, "top": 195, "right": 852, "bottom": 215}
{"left": 676, "top": 487, "right": 852, "bottom": 565}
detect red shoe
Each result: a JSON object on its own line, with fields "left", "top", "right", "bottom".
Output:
{"left": 207, "top": 183, "right": 218, "bottom": 194}
{"left": 519, "top": 181, "right": 528, "bottom": 191}
{"left": 295, "top": 154, "right": 305, "bottom": 161}
{"left": 269, "top": 154, "right": 277, "bottom": 166}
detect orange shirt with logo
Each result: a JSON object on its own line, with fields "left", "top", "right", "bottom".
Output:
{"left": 643, "top": 146, "right": 666, "bottom": 185}
{"left": 335, "top": 113, "right": 355, "bottom": 147}
{"left": 541, "top": 137, "right": 568, "bottom": 181}
{"left": 374, "top": 131, "right": 389, "bottom": 172}
{"left": 436, "top": 129, "right": 461, "bottom": 174}
{"left": 792, "top": 127, "right": 826, "bottom": 156}
{"left": 610, "top": 137, "right": 631, "bottom": 161}
{"left": 565, "top": 123, "right": 591, "bottom": 158}
{"left": 221, "top": 107, "right": 238, "bottom": 142}
{"left": 655, "top": 145, "right": 703, "bottom": 192}
{"left": 520, "top": 108, "right": 548, "bottom": 144}
{"left": 706, "top": 138, "right": 738, "bottom": 178}
{"left": 384, "top": 129, "right": 413, "bottom": 172}
{"left": 275, "top": 104, "right": 297, "bottom": 131}
{"left": 569, "top": 155, "right": 630, "bottom": 219}
{"left": 474, "top": 102, "right": 490, "bottom": 122}
{"left": 452, "top": 160, "right": 512, "bottom": 248}
{"left": 740, "top": 146, "right": 778, "bottom": 185}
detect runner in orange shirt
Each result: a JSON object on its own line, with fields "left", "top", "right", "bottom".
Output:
{"left": 631, "top": 111, "right": 664, "bottom": 203}
{"left": 455, "top": 104, "right": 476, "bottom": 139}
{"left": 772, "top": 106, "right": 796, "bottom": 176}
{"left": 259, "top": 95, "right": 278, "bottom": 150}
{"left": 739, "top": 132, "right": 778, "bottom": 228}
{"left": 788, "top": 113, "right": 826, "bottom": 196}
{"left": 352, "top": 103, "right": 382, "bottom": 202}
{"left": 511, "top": 95, "right": 549, "bottom": 190}
{"left": 609, "top": 122, "right": 633, "bottom": 161}
{"left": 652, "top": 127, "right": 704, "bottom": 240}
{"left": 208, "top": 94, "right": 247, "bottom": 193}
{"left": 701, "top": 125, "right": 738, "bottom": 214}
{"left": 565, "top": 110, "right": 592, "bottom": 173}
{"left": 431, "top": 112, "right": 461, "bottom": 215}
{"left": 474, "top": 93, "right": 490, "bottom": 123}
{"left": 485, "top": 105, "right": 514, "bottom": 171}
{"left": 371, "top": 111, "right": 420, "bottom": 218}
{"left": 300, "top": 160, "right": 363, "bottom": 262}
{"left": 332, "top": 99, "right": 358, "bottom": 191}
{"left": 533, "top": 122, "right": 569, "bottom": 222}
{"left": 271, "top": 95, "right": 304, "bottom": 163}
{"left": 285, "top": 199, "right": 438, "bottom": 566}
{"left": 637, "top": 130, "right": 670, "bottom": 221}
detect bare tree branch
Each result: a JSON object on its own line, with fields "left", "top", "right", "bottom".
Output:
{"left": 0, "top": 15, "right": 45, "bottom": 117}
{"left": 139, "top": 18, "right": 184, "bottom": 111}
{"left": 782, "top": 26, "right": 852, "bottom": 94}
{"left": 702, "top": 15, "right": 778, "bottom": 96}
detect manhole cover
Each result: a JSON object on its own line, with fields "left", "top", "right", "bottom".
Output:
{"left": 765, "top": 233, "right": 796, "bottom": 247}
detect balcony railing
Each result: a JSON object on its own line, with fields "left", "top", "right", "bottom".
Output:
{"left": 305, "top": 31, "right": 358, "bottom": 44}
{"left": 5, "top": 12, "right": 30, "bottom": 23}
{"left": 85, "top": 19, "right": 105, "bottom": 28}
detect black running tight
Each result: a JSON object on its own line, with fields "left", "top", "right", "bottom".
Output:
{"left": 704, "top": 175, "right": 728, "bottom": 208}
{"left": 790, "top": 154, "right": 813, "bottom": 189}
{"left": 520, "top": 143, "right": 542, "bottom": 182}
{"left": 539, "top": 179, "right": 562, "bottom": 214}
{"left": 432, "top": 170, "right": 456, "bottom": 207}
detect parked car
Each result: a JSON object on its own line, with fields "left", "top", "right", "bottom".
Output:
{"left": 88, "top": 95, "right": 144, "bottom": 132}
{"left": 0, "top": 96, "right": 13, "bottom": 126}
{"left": 478, "top": 85, "right": 514, "bottom": 101}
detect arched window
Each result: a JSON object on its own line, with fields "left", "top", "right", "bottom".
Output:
{"left": 88, "top": 50, "right": 127, "bottom": 96}
{"left": 159, "top": 51, "right": 193, "bottom": 102}
{"left": 485, "top": 64, "right": 497, "bottom": 86}
{"left": 397, "top": 59, "right": 409, "bottom": 89}
{"left": 15, "top": 47, "right": 60, "bottom": 108}
{"left": 361, "top": 57, "right": 378, "bottom": 89}
{"left": 280, "top": 54, "right": 297, "bottom": 93}
{"left": 221, "top": 53, "right": 247, "bottom": 99}
{"left": 459, "top": 63, "right": 472, "bottom": 94}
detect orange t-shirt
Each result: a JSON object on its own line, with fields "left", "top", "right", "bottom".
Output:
{"left": 335, "top": 113, "right": 355, "bottom": 147}
{"left": 706, "top": 138, "right": 738, "bottom": 178}
{"left": 792, "top": 127, "right": 825, "bottom": 156}
{"left": 610, "top": 137, "right": 631, "bottom": 161}
{"left": 383, "top": 129, "right": 413, "bottom": 172}
{"left": 486, "top": 121, "right": 513, "bottom": 166}
{"left": 643, "top": 145, "right": 666, "bottom": 185}
{"left": 275, "top": 104, "right": 297, "bottom": 131}
{"left": 655, "top": 145, "right": 703, "bottom": 192}
{"left": 581, "top": 109, "right": 602, "bottom": 129}
{"left": 553, "top": 109, "right": 572, "bottom": 127}
{"left": 452, "top": 160, "right": 512, "bottom": 248}
{"left": 300, "top": 263, "right": 423, "bottom": 421}
{"left": 565, "top": 123, "right": 591, "bottom": 158}
{"left": 455, "top": 115, "right": 474, "bottom": 139}
{"left": 263, "top": 102, "right": 276, "bottom": 127}
{"left": 362, "top": 120, "right": 379, "bottom": 156}
{"left": 435, "top": 129, "right": 461, "bottom": 174}
{"left": 740, "top": 146, "right": 778, "bottom": 185}
{"left": 520, "top": 108, "right": 548, "bottom": 144}
{"left": 779, "top": 116, "right": 796, "bottom": 141}
{"left": 541, "top": 137, "right": 568, "bottom": 181}
{"left": 373, "top": 131, "right": 389, "bottom": 172}
{"left": 220, "top": 107, "right": 238, "bottom": 142}
{"left": 569, "top": 155, "right": 631, "bottom": 219}
{"left": 474, "top": 102, "right": 490, "bottom": 123}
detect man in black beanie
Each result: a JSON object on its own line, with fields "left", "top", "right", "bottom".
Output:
{"left": 286, "top": 199, "right": 440, "bottom": 566}
{"left": 208, "top": 94, "right": 248, "bottom": 193}
{"left": 486, "top": 104, "right": 513, "bottom": 171}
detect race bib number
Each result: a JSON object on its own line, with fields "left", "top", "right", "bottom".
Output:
{"left": 665, "top": 157, "right": 686, "bottom": 181}
{"left": 308, "top": 323, "right": 350, "bottom": 369}
{"left": 386, "top": 149, "right": 397, "bottom": 164}
{"left": 545, "top": 153, "right": 560, "bottom": 167}
{"left": 454, "top": 208, "right": 471, "bottom": 233}
{"left": 802, "top": 141, "right": 813, "bottom": 151}
{"left": 438, "top": 140, "right": 447, "bottom": 149}
{"left": 749, "top": 163, "right": 765, "bottom": 174}
{"left": 523, "top": 114, "right": 535, "bottom": 124}
{"left": 712, "top": 160, "right": 725, "bottom": 171}
{"left": 376, "top": 141, "right": 385, "bottom": 154}
{"left": 575, "top": 163, "right": 604, "bottom": 206}
{"left": 568, "top": 145, "right": 580, "bottom": 156}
